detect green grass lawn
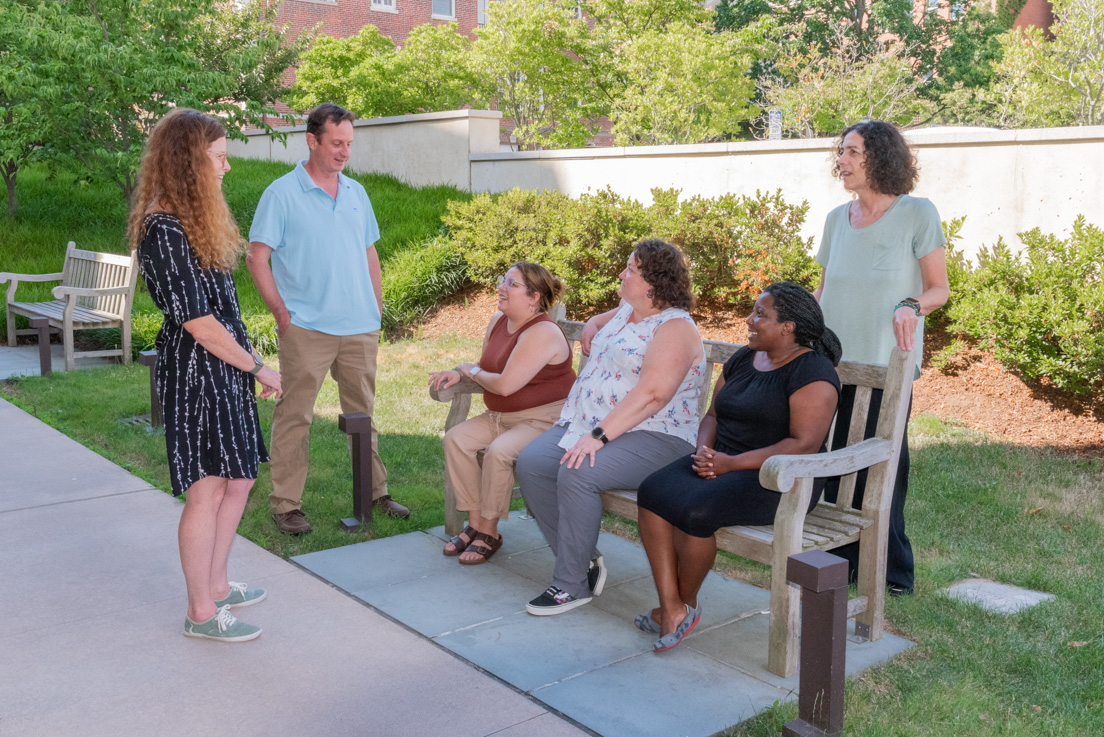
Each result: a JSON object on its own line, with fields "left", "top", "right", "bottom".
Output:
{"left": 2, "top": 334, "right": 1102, "bottom": 736}
{"left": 0, "top": 160, "right": 471, "bottom": 350}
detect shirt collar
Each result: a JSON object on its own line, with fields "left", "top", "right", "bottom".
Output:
{"left": 293, "top": 159, "right": 350, "bottom": 193}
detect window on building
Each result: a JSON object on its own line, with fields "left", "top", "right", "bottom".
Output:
{"left": 372, "top": 0, "right": 394, "bottom": 9}
{"left": 950, "top": 1, "right": 964, "bottom": 18}
{"left": 478, "top": 0, "right": 487, "bottom": 27}
{"left": 432, "top": 0, "right": 454, "bottom": 17}
{"left": 926, "top": 0, "right": 938, "bottom": 11}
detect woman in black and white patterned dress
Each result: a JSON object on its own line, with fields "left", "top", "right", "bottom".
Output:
{"left": 128, "top": 109, "right": 282, "bottom": 642}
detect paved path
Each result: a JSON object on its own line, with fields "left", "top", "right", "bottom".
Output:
{"left": 0, "top": 397, "right": 588, "bottom": 737}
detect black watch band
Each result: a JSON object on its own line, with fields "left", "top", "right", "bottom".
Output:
{"left": 591, "top": 426, "right": 609, "bottom": 445}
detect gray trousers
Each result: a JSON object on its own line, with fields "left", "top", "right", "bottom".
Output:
{"left": 517, "top": 424, "right": 693, "bottom": 599}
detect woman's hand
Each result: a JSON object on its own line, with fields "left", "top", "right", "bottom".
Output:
{"left": 428, "top": 370, "right": 461, "bottom": 391}
{"left": 456, "top": 362, "right": 479, "bottom": 378}
{"left": 560, "top": 435, "right": 605, "bottom": 469}
{"left": 580, "top": 317, "right": 601, "bottom": 356}
{"left": 892, "top": 305, "right": 919, "bottom": 352}
{"left": 256, "top": 366, "right": 282, "bottom": 400}
{"left": 690, "top": 445, "right": 735, "bottom": 479}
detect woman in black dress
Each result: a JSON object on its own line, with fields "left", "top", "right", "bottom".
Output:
{"left": 128, "top": 109, "right": 282, "bottom": 642}
{"left": 635, "top": 283, "right": 841, "bottom": 652}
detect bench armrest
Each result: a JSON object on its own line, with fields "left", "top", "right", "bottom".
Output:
{"left": 51, "top": 285, "right": 131, "bottom": 299}
{"left": 429, "top": 375, "right": 483, "bottom": 403}
{"left": 759, "top": 438, "right": 894, "bottom": 493}
{"left": 0, "top": 272, "right": 64, "bottom": 285}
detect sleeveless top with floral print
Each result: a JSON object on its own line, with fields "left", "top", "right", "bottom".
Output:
{"left": 557, "top": 303, "right": 706, "bottom": 450}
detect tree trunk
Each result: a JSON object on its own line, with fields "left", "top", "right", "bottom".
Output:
{"left": 2, "top": 160, "right": 17, "bottom": 217}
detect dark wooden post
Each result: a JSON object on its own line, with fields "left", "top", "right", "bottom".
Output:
{"left": 338, "top": 412, "right": 374, "bottom": 531}
{"left": 30, "top": 318, "right": 51, "bottom": 377}
{"left": 137, "top": 350, "right": 162, "bottom": 428}
{"left": 783, "top": 550, "right": 848, "bottom": 737}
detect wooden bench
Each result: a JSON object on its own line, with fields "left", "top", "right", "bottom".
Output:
{"left": 431, "top": 314, "right": 914, "bottom": 678}
{"left": 2, "top": 242, "right": 138, "bottom": 371}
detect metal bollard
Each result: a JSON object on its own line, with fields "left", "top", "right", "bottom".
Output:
{"left": 338, "top": 412, "right": 374, "bottom": 531}
{"left": 782, "top": 550, "right": 848, "bottom": 737}
{"left": 137, "top": 350, "right": 162, "bottom": 428}
{"left": 30, "top": 318, "right": 51, "bottom": 377}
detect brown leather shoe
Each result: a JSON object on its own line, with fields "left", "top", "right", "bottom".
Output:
{"left": 272, "top": 509, "right": 312, "bottom": 535}
{"left": 373, "top": 495, "right": 410, "bottom": 519}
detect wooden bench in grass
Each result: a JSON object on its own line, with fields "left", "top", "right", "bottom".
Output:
{"left": 431, "top": 313, "right": 915, "bottom": 678}
{"left": 2, "top": 242, "right": 138, "bottom": 371}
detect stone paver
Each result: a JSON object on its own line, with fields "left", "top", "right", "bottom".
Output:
{"left": 296, "top": 518, "right": 916, "bottom": 737}
{"left": 0, "top": 344, "right": 113, "bottom": 379}
{"left": 0, "top": 397, "right": 588, "bottom": 737}
{"left": 943, "top": 578, "right": 1057, "bottom": 614}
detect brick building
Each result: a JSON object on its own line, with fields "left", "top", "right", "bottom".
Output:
{"left": 276, "top": 0, "right": 482, "bottom": 50}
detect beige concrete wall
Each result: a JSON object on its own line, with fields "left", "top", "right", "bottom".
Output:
{"left": 470, "top": 126, "right": 1104, "bottom": 262}
{"left": 227, "top": 109, "right": 503, "bottom": 191}
{"left": 230, "top": 114, "right": 1104, "bottom": 262}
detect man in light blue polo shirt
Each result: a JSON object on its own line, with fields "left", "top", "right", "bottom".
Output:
{"left": 246, "top": 103, "right": 409, "bottom": 535}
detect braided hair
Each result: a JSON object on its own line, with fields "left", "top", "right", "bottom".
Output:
{"left": 763, "top": 282, "right": 842, "bottom": 366}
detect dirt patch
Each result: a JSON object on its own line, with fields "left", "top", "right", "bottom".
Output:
{"left": 417, "top": 289, "right": 1104, "bottom": 457}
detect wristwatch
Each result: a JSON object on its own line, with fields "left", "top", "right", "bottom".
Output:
{"left": 469, "top": 365, "right": 482, "bottom": 377}
{"left": 895, "top": 298, "right": 922, "bottom": 317}
{"left": 590, "top": 426, "right": 609, "bottom": 445}
{"left": 249, "top": 355, "right": 264, "bottom": 375}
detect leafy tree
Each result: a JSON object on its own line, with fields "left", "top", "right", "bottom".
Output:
{"left": 5, "top": 0, "right": 305, "bottom": 202}
{"left": 607, "top": 22, "right": 757, "bottom": 145}
{"left": 389, "top": 23, "right": 481, "bottom": 113}
{"left": 989, "top": 0, "right": 1104, "bottom": 126}
{"left": 288, "top": 26, "right": 401, "bottom": 117}
{"left": 471, "top": 0, "right": 599, "bottom": 150}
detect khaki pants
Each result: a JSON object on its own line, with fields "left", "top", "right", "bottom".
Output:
{"left": 442, "top": 401, "right": 564, "bottom": 521}
{"left": 269, "top": 324, "right": 388, "bottom": 515}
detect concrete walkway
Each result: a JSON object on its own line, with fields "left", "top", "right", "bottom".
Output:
{"left": 0, "top": 396, "right": 588, "bottom": 737}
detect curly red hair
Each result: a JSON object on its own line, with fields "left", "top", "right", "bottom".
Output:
{"left": 127, "top": 108, "right": 243, "bottom": 271}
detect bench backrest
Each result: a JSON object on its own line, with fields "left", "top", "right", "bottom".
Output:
{"left": 60, "top": 242, "right": 138, "bottom": 316}
{"left": 555, "top": 313, "right": 911, "bottom": 516}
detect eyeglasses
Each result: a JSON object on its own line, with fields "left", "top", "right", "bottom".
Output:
{"left": 496, "top": 276, "right": 527, "bottom": 290}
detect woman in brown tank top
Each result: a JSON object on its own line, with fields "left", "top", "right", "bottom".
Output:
{"left": 429, "top": 262, "right": 575, "bottom": 564}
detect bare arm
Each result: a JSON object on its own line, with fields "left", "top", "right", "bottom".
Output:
{"left": 461, "top": 321, "right": 571, "bottom": 396}
{"left": 183, "top": 315, "right": 282, "bottom": 399}
{"left": 813, "top": 268, "right": 826, "bottom": 303}
{"left": 367, "top": 244, "right": 383, "bottom": 315}
{"left": 693, "top": 378, "right": 837, "bottom": 479}
{"left": 892, "top": 246, "right": 950, "bottom": 351}
{"left": 561, "top": 318, "right": 702, "bottom": 469}
{"left": 428, "top": 312, "right": 503, "bottom": 391}
{"left": 245, "top": 242, "right": 290, "bottom": 337}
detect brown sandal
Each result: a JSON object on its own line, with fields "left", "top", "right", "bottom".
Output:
{"left": 458, "top": 531, "right": 503, "bottom": 565}
{"left": 443, "top": 526, "right": 477, "bottom": 557}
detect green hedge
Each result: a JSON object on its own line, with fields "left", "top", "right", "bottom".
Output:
{"left": 442, "top": 186, "right": 817, "bottom": 313}
{"left": 944, "top": 216, "right": 1104, "bottom": 395}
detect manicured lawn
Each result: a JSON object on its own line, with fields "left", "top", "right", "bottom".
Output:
{"left": 3, "top": 335, "right": 1102, "bottom": 737}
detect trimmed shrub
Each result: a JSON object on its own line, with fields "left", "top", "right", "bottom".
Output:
{"left": 444, "top": 186, "right": 815, "bottom": 312}
{"left": 945, "top": 216, "right": 1104, "bottom": 395}
{"left": 444, "top": 187, "right": 649, "bottom": 311}
{"left": 652, "top": 188, "right": 817, "bottom": 302}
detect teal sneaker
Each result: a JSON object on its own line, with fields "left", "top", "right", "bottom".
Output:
{"left": 214, "top": 581, "right": 267, "bottom": 609}
{"left": 183, "top": 605, "right": 262, "bottom": 642}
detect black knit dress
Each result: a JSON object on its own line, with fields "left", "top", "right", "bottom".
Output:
{"left": 137, "top": 213, "right": 269, "bottom": 496}
{"left": 637, "top": 347, "right": 840, "bottom": 538}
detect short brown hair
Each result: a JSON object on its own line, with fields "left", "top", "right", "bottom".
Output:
{"left": 512, "top": 261, "right": 564, "bottom": 313}
{"left": 307, "top": 103, "right": 355, "bottom": 140}
{"left": 832, "top": 120, "right": 919, "bottom": 196}
{"left": 633, "top": 239, "right": 693, "bottom": 311}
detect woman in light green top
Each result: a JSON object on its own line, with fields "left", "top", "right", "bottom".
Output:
{"left": 813, "top": 120, "right": 950, "bottom": 597}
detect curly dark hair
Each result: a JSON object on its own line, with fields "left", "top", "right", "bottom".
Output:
{"left": 763, "top": 281, "right": 842, "bottom": 366}
{"left": 831, "top": 120, "right": 918, "bottom": 196}
{"left": 632, "top": 239, "right": 694, "bottom": 311}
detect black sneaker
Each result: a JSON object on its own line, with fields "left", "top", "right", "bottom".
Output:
{"left": 587, "top": 555, "right": 607, "bottom": 596}
{"left": 888, "top": 584, "right": 914, "bottom": 597}
{"left": 526, "top": 586, "right": 592, "bottom": 616}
